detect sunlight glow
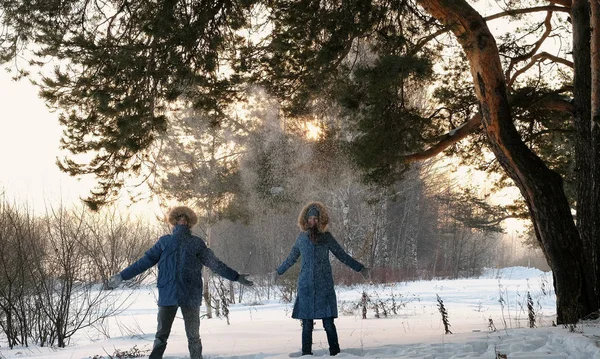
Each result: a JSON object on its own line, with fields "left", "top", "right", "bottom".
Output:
{"left": 303, "top": 121, "right": 322, "bottom": 141}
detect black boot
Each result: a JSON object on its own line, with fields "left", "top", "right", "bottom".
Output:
{"left": 188, "top": 337, "right": 203, "bottom": 359}
{"left": 323, "top": 318, "right": 340, "bottom": 356}
{"left": 301, "top": 319, "right": 314, "bottom": 356}
{"left": 149, "top": 338, "right": 168, "bottom": 359}
{"left": 329, "top": 345, "right": 340, "bottom": 356}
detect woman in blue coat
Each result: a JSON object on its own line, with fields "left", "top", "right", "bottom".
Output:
{"left": 108, "top": 206, "right": 253, "bottom": 359}
{"left": 274, "top": 202, "right": 370, "bottom": 356}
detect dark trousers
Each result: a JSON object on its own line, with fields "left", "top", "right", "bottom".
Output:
{"left": 149, "top": 305, "right": 202, "bottom": 359}
{"left": 301, "top": 318, "right": 340, "bottom": 356}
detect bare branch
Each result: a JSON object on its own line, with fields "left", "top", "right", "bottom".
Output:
{"left": 531, "top": 92, "right": 575, "bottom": 114}
{"left": 506, "top": 10, "right": 554, "bottom": 86}
{"left": 411, "top": 27, "right": 452, "bottom": 56}
{"left": 404, "top": 113, "right": 482, "bottom": 163}
{"left": 485, "top": 5, "right": 570, "bottom": 22}
{"left": 509, "top": 52, "right": 574, "bottom": 87}
{"left": 412, "top": 5, "right": 570, "bottom": 58}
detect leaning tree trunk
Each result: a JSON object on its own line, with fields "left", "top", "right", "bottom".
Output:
{"left": 417, "top": 0, "right": 595, "bottom": 323}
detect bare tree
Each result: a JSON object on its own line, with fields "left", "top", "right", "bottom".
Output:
{"left": 81, "top": 208, "right": 159, "bottom": 288}
{"left": 31, "top": 206, "right": 129, "bottom": 348}
{"left": 0, "top": 200, "right": 40, "bottom": 348}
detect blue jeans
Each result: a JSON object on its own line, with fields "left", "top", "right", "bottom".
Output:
{"left": 149, "top": 306, "right": 202, "bottom": 359}
{"left": 301, "top": 318, "right": 340, "bottom": 356}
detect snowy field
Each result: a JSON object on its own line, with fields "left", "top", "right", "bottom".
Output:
{"left": 2, "top": 266, "right": 600, "bottom": 359}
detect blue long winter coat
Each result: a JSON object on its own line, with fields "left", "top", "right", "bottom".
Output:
{"left": 120, "top": 224, "right": 240, "bottom": 307}
{"left": 276, "top": 231, "right": 364, "bottom": 319}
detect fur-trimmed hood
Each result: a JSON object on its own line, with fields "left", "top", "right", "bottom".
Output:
{"left": 297, "top": 201, "right": 329, "bottom": 232}
{"left": 167, "top": 206, "right": 198, "bottom": 227}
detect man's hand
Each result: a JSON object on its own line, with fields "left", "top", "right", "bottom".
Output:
{"left": 237, "top": 273, "right": 254, "bottom": 286}
{"left": 360, "top": 267, "right": 371, "bottom": 281}
{"left": 107, "top": 274, "right": 123, "bottom": 289}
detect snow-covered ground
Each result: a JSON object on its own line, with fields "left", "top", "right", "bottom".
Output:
{"left": 3, "top": 266, "right": 600, "bottom": 359}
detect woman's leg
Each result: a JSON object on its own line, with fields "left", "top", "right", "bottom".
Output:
{"left": 322, "top": 318, "right": 340, "bottom": 356}
{"left": 149, "top": 305, "right": 178, "bottom": 359}
{"left": 301, "top": 319, "right": 314, "bottom": 355}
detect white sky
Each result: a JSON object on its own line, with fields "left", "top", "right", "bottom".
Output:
{"left": 3, "top": 266, "right": 599, "bottom": 358}
{"left": 0, "top": 71, "right": 167, "bottom": 218}
{"left": 0, "top": 70, "right": 99, "bottom": 211}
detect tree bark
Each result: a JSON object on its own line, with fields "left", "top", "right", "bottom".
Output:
{"left": 416, "top": 0, "right": 593, "bottom": 323}
{"left": 572, "top": 0, "right": 600, "bottom": 315}
{"left": 589, "top": 0, "right": 600, "bottom": 313}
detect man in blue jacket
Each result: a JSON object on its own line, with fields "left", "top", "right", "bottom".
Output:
{"left": 108, "top": 206, "right": 253, "bottom": 359}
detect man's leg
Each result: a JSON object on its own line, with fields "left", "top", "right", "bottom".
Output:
{"left": 149, "top": 306, "right": 178, "bottom": 359}
{"left": 181, "top": 306, "right": 203, "bottom": 359}
{"left": 301, "top": 319, "right": 314, "bottom": 355}
{"left": 322, "top": 318, "right": 340, "bottom": 356}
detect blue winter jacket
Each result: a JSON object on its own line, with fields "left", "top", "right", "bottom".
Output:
{"left": 120, "top": 224, "right": 240, "bottom": 307}
{"left": 277, "top": 231, "right": 364, "bottom": 319}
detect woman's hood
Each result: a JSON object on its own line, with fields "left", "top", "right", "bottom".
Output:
{"left": 297, "top": 201, "right": 329, "bottom": 232}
